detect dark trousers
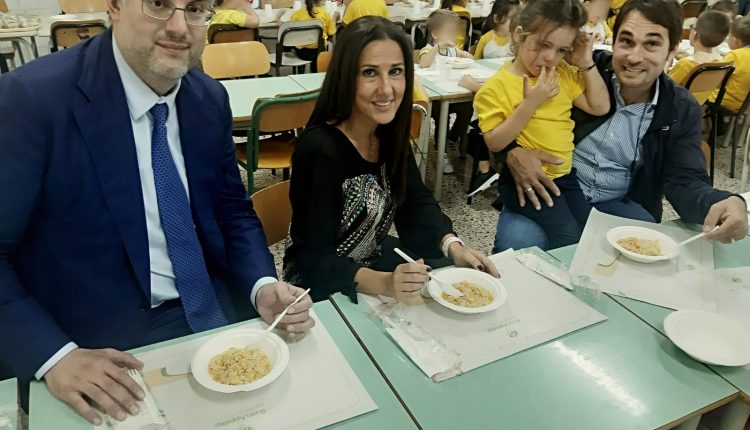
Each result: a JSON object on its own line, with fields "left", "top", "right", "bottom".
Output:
{"left": 293, "top": 48, "right": 319, "bottom": 73}
{"left": 431, "top": 101, "right": 473, "bottom": 143}
{"left": 500, "top": 171, "right": 591, "bottom": 249}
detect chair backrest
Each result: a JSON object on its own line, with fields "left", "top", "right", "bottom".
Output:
{"left": 202, "top": 41, "right": 271, "bottom": 79}
{"left": 455, "top": 10, "right": 472, "bottom": 50}
{"left": 252, "top": 90, "right": 320, "bottom": 133}
{"left": 317, "top": 50, "right": 332, "bottom": 72}
{"left": 683, "top": 61, "right": 734, "bottom": 106}
{"left": 410, "top": 100, "right": 428, "bottom": 141}
{"left": 263, "top": 0, "right": 293, "bottom": 8}
{"left": 0, "top": 0, "right": 8, "bottom": 13}
{"left": 207, "top": 23, "right": 258, "bottom": 43}
{"left": 51, "top": 20, "right": 106, "bottom": 50}
{"left": 681, "top": 0, "right": 706, "bottom": 18}
{"left": 58, "top": 0, "right": 107, "bottom": 13}
{"left": 278, "top": 20, "right": 324, "bottom": 47}
{"left": 250, "top": 180, "right": 292, "bottom": 246}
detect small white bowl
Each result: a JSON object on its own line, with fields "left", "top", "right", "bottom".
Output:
{"left": 664, "top": 310, "right": 750, "bottom": 367}
{"left": 447, "top": 57, "right": 473, "bottom": 69}
{"left": 426, "top": 267, "right": 507, "bottom": 314}
{"left": 606, "top": 226, "right": 678, "bottom": 264}
{"left": 191, "top": 328, "right": 289, "bottom": 393}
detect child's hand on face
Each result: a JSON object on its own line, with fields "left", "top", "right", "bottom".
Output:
{"left": 569, "top": 32, "right": 594, "bottom": 68}
{"left": 523, "top": 67, "right": 560, "bottom": 108}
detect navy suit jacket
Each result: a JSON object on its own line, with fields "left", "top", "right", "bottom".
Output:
{"left": 0, "top": 30, "right": 276, "bottom": 381}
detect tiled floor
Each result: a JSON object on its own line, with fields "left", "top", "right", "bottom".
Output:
{"left": 242, "top": 131, "right": 747, "bottom": 274}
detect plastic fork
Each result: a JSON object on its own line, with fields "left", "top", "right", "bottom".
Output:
{"left": 393, "top": 248, "right": 463, "bottom": 297}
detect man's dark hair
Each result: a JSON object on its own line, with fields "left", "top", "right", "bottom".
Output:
{"left": 612, "top": 0, "right": 683, "bottom": 51}
{"left": 695, "top": 10, "right": 732, "bottom": 47}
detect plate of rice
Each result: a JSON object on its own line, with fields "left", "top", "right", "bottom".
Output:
{"left": 191, "top": 328, "right": 289, "bottom": 393}
{"left": 425, "top": 267, "right": 507, "bottom": 314}
{"left": 606, "top": 226, "right": 678, "bottom": 263}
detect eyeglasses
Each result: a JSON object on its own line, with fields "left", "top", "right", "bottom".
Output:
{"left": 141, "top": 0, "right": 215, "bottom": 27}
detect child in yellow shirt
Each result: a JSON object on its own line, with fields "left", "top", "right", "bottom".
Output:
{"left": 474, "top": 0, "right": 520, "bottom": 60}
{"left": 419, "top": 10, "right": 474, "bottom": 174}
{"left": 669, "top": 10, "right": 730, "bottom": 104}
{"left": 342, "top": 0, "right": 389, "bottom": 25}
{"left": 440, "top": 0, "right": 470, "bottom": 49}
{"left": 582, "top": 0, "right": 613, "bottom": 44}
{"left": 210, "top": 0, "right": 260, "bottom": 32}
{"left": 290, "top": 0, "right": 337, "bottom": 72}
{"left": 474, "top": 0, "right": 610, "bottom": 248}
{"left": 711, "top": 15, "right": 750, "bottom": 113}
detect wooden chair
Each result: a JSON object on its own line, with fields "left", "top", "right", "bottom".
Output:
{"left": 262, "top": 0, "right": 293, "bottom": 8}
{"left": 411, "top": 100, "right": 429, "bottom": 180}
{"left": 715, "top": 88, "right": 750, "bottom": 178}
{"left": 270, "top": 20, "right": 324, "bottom": 76}
{"left": 682, "top": 61, "right": 735, "bottom": 182}
{"left": 0, "top": 0, "right": 8, "bottom": 12}
{"left": 681, "top": 0, "right": 707, "bottom": 19}
{"left": 58, "top": 0, "right": 107, "bottom": 13}
{"left": 250, "top": 180, "right": 292, "bottom": 246}
{"left": 316, "top": 50, "right": 332, "bottom": 72}
{"left": 50, "top": 20, "right": 106, "bottom": 51}
{"left": 202, "top": 41, "right": 271, "bottom": 79}
{"left": 207, "top": 23, "right": 258, "bottom": 43}
{"left": 238, "top": 91, "right": 320, "bottom": 193}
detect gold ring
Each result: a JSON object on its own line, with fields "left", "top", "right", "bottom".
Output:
{"left": 524, "top": 187, "right": 534, "bottom": 194}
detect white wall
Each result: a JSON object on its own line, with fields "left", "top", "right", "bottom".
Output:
{"left": 6, "top": 0, "right": 61, "bottom": 17}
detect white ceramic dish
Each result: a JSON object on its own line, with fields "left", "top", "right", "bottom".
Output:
{"left": 664, "top": 310, "right": 750, "bottom": 367}
{"left": 447, "top": 57, "right": 473, "bottom": 69}
{"left": 191, "top": 328, "right": 289, "bottom": 393}
{"left": 606, "top": 225, "right": 678, "bottom": 263}
{"left": 426, "top": 267, "right": 507, "bottom": 314}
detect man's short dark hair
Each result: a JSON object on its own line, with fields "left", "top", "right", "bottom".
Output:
{"left": 612, "top": 0, "right": 683, "bottom": 51}
{"left": 695, "top": 10, "right": 732, "bottom": 48}
{"left": 710, "top": 0, "right": 738, "bottom": 16}
{"left": 732, "top": 15, "right": 750, "bottom": 46}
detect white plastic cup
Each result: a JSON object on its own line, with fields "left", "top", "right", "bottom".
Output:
{"left": 292, "top": 0, "right": 301, "bottom": 10}
{"left": 412, "top": 0, "right": 419, "bottom": 13}
{"left": 439, "top": 63, "right": 452, "bottom": 81}
{"left": 264, "top": 4, "right": 273, "bottom": 17}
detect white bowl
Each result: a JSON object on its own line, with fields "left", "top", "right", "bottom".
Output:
{"left": 426, "top": 267, "right": 507, "bottom": 314}
{"left": 191, "top": 328, "right": 289, "bottom": 393}
{"left": 664, "top": 310, "right": 750, "bottom": 367}
{"left": 447, "top": 57, "right": 473, "bottom": 69}
{"left": 606, "top": 225, "right": 678, "bottom": 264}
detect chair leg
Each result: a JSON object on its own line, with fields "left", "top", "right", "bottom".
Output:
{"left": 730, "top": 116, "right": 740, "bottom": 178}
{"left": 741, "top": 123, "right": 749, "bottom": 193}
{"left": 709, "top": 109, "right": 717, "bottom": 184}
{"left": 283, "top": 168, "right": 290, "bottom": 180}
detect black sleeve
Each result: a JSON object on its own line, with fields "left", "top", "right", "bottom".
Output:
{"left": 287, "top": 128, "right": 364, "bottom": 302}
{"left": 662, "top": 92, "right": 735, "bottom": 223}
{"left": 393, "top": 153, "right": 455, "bottom": 258}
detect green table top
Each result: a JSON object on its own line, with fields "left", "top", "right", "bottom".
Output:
{"left": 221, "top": 76, "right": 306, "bottom": 120}
{"left": 0, "top": 378, "right": 16, "bottom": 407}
{"left": 554, "top": 235, "right": 750, "bottom": 400}
{"left": 29, "top": 302, "right": 416, "bottom": 430}
{"left": 331, "top": 268, "right": 738, "bottom": 429}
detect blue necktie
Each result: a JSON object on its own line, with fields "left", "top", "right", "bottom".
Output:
{"left": 150, "top": 103, "right": 228, "bottom": 332}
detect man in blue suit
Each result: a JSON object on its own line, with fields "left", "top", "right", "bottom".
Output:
{"left": 0, "top": 0, "right": 314, "bottom": 425}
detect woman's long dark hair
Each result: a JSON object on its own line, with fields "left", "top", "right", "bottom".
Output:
{"left": 304, "top": 0, "right": 318, "bottom": 17}
{"left": 482, "top": 0, "right": 520, "bottom": 34}
{"left": 306, "top": 16, "right": 415, "bottom": 206}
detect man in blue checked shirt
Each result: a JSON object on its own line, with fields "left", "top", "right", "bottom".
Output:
{"left": 493, "top": 0, "right": 748, "bottom": 252}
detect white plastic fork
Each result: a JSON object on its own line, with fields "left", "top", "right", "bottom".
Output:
{"left": 126, "top": 368, "right": 167, "bottom": 426}
{"left": 393, "top": 248, "right": 463, "bottom": 297}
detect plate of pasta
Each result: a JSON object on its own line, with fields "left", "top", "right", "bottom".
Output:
{"left": 425, "top": 267, "right": 507, "bottom": 314}
{"left": 606, "top": 226, "right": 679, "bottom": 263}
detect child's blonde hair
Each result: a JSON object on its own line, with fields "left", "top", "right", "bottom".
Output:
{"left": 509, "top": 0, "right": 588, "bottom": 55}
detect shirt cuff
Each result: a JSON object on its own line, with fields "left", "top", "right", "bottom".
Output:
{"left": 250, "top": 276, "right": 278, "bottom": 310}
{"left": 35, "top": 342, "right": 78, "bottom": 380}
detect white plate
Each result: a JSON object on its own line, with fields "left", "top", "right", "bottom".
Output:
{"left": 191, "top": 328, "right": 289, "bottom": 393}
{"left": 606, "top": 225, "right": 678, "bottom": 263}
{"left": 447, "top": 57, "right": 473, "bottom": 69}
{"left": 50, "top": 14, "right": 78, "bottom": 19}
{"left": 426, "top": 267, "right": 507, "bottom": 314}
{"left": 664, "top": 310, "right": 750, "bottom": 367}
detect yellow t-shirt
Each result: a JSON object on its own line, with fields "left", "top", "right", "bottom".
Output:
{"left": 474, "top": 61, "right": 585, "bottom": 179}
{"left": 473, "top": 31, "right": 510, "bottom": 60}
{"left": 606, "top": 0, "right": 626, "bottom": 30}
{"left": 668, "top": 58, "right": 699, "bottom": 86}
{"left": 210, "top": 9, "right": 248, "bottom": 26}
{"left": 342, "top": 0, "right": 389, "bottom": 25}
{"left": 583, "top": 20, "right": 611, "bottom": 43}
{"left": 710, "top": 47, "right": 750, "bottom": 112}
{"left": 290, "top": 6, "right": 337, "bottom": 48}
{"left": 450, "top": 5, "right": 469, "bottom": 49}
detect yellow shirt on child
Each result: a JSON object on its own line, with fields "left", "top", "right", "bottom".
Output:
{"left": 210, "top": 9, "right": 249, "bottom": 26}
{"left": 450, "top": 5, "right": 469, "bottom": 49}
{"left": 710, "top": 47, "right": 750, "bottom": 112}
{"left": 290, "top": 6, "right": 337, "bottom": 49}
{"left": 583, "top": 20, "right": 611, "bottom": 43}
{"left": 473, "top": 31, "right": 510, "bottom": 59}
{"left": 474, "top": 61, "right": 585, "bottom": 179}
{"left": 606, "top": 0, "right": 626, "bottom": 29}
{"left": 342, "top": 0, "right": 389, "bottom": 25}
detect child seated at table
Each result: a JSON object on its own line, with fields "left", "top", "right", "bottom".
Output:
{"left": 441, "top": 0, "right": 470, "bottom": 49}
{"left": 581, "top": 0, "right": 613, "bottom": 44}
{"left": 290, "top": 0, "right": 338, "bottom": 72}
{"left": 711, "top": 0, "right": 740, "bottom": 22}
{"left": 710, "top": 15, "right": 750, "bottom": 113}
{"left": 210, "top": 0, "right": 260, "bottom": 34}
{"left": 419, "top": 9, "right": 474, "bottom": 174}
{"left": 474, "top": 0, "right": 610, "bottom": 248}
{"left": 342, "top": 0, "right": 389, "bottom": 25}
{"left": 669, "top": 10, "right": 731, "bottom": 102}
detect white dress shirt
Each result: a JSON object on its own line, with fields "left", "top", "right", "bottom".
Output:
{"left": 35, "top": 38, "right": 276, "bottom": 379}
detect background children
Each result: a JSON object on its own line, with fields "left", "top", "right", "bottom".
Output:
{"left": 210, "top": 0, "right": 260, "bottom": 34}
{"left": 711, "top": 0, "right": 740, "bottom": 21}
{"left": 475, "top": 0, "right": 521, "bottom": 59}
{"left": 474, "top": 0, "right": 610, "bottom": 248}
{"left": 290, "top": 0, "right": 337, "bottom": 72}
{"left": 582, "top": 0, "right": 613, "bottom": 44}
{"left": 420, "top": 10, "right": 474, "bottom": 174}
{"left": 712, "top": 15, "right": 750, "bottom": 113}
{"left": 441, "top": 0, "right": 471, "bottom": 49}
{"left": 342, "top": 0, "right": 389, "bottom": 25}
{"left": 669, "top": 10, "right": 731, "bottom": 95}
